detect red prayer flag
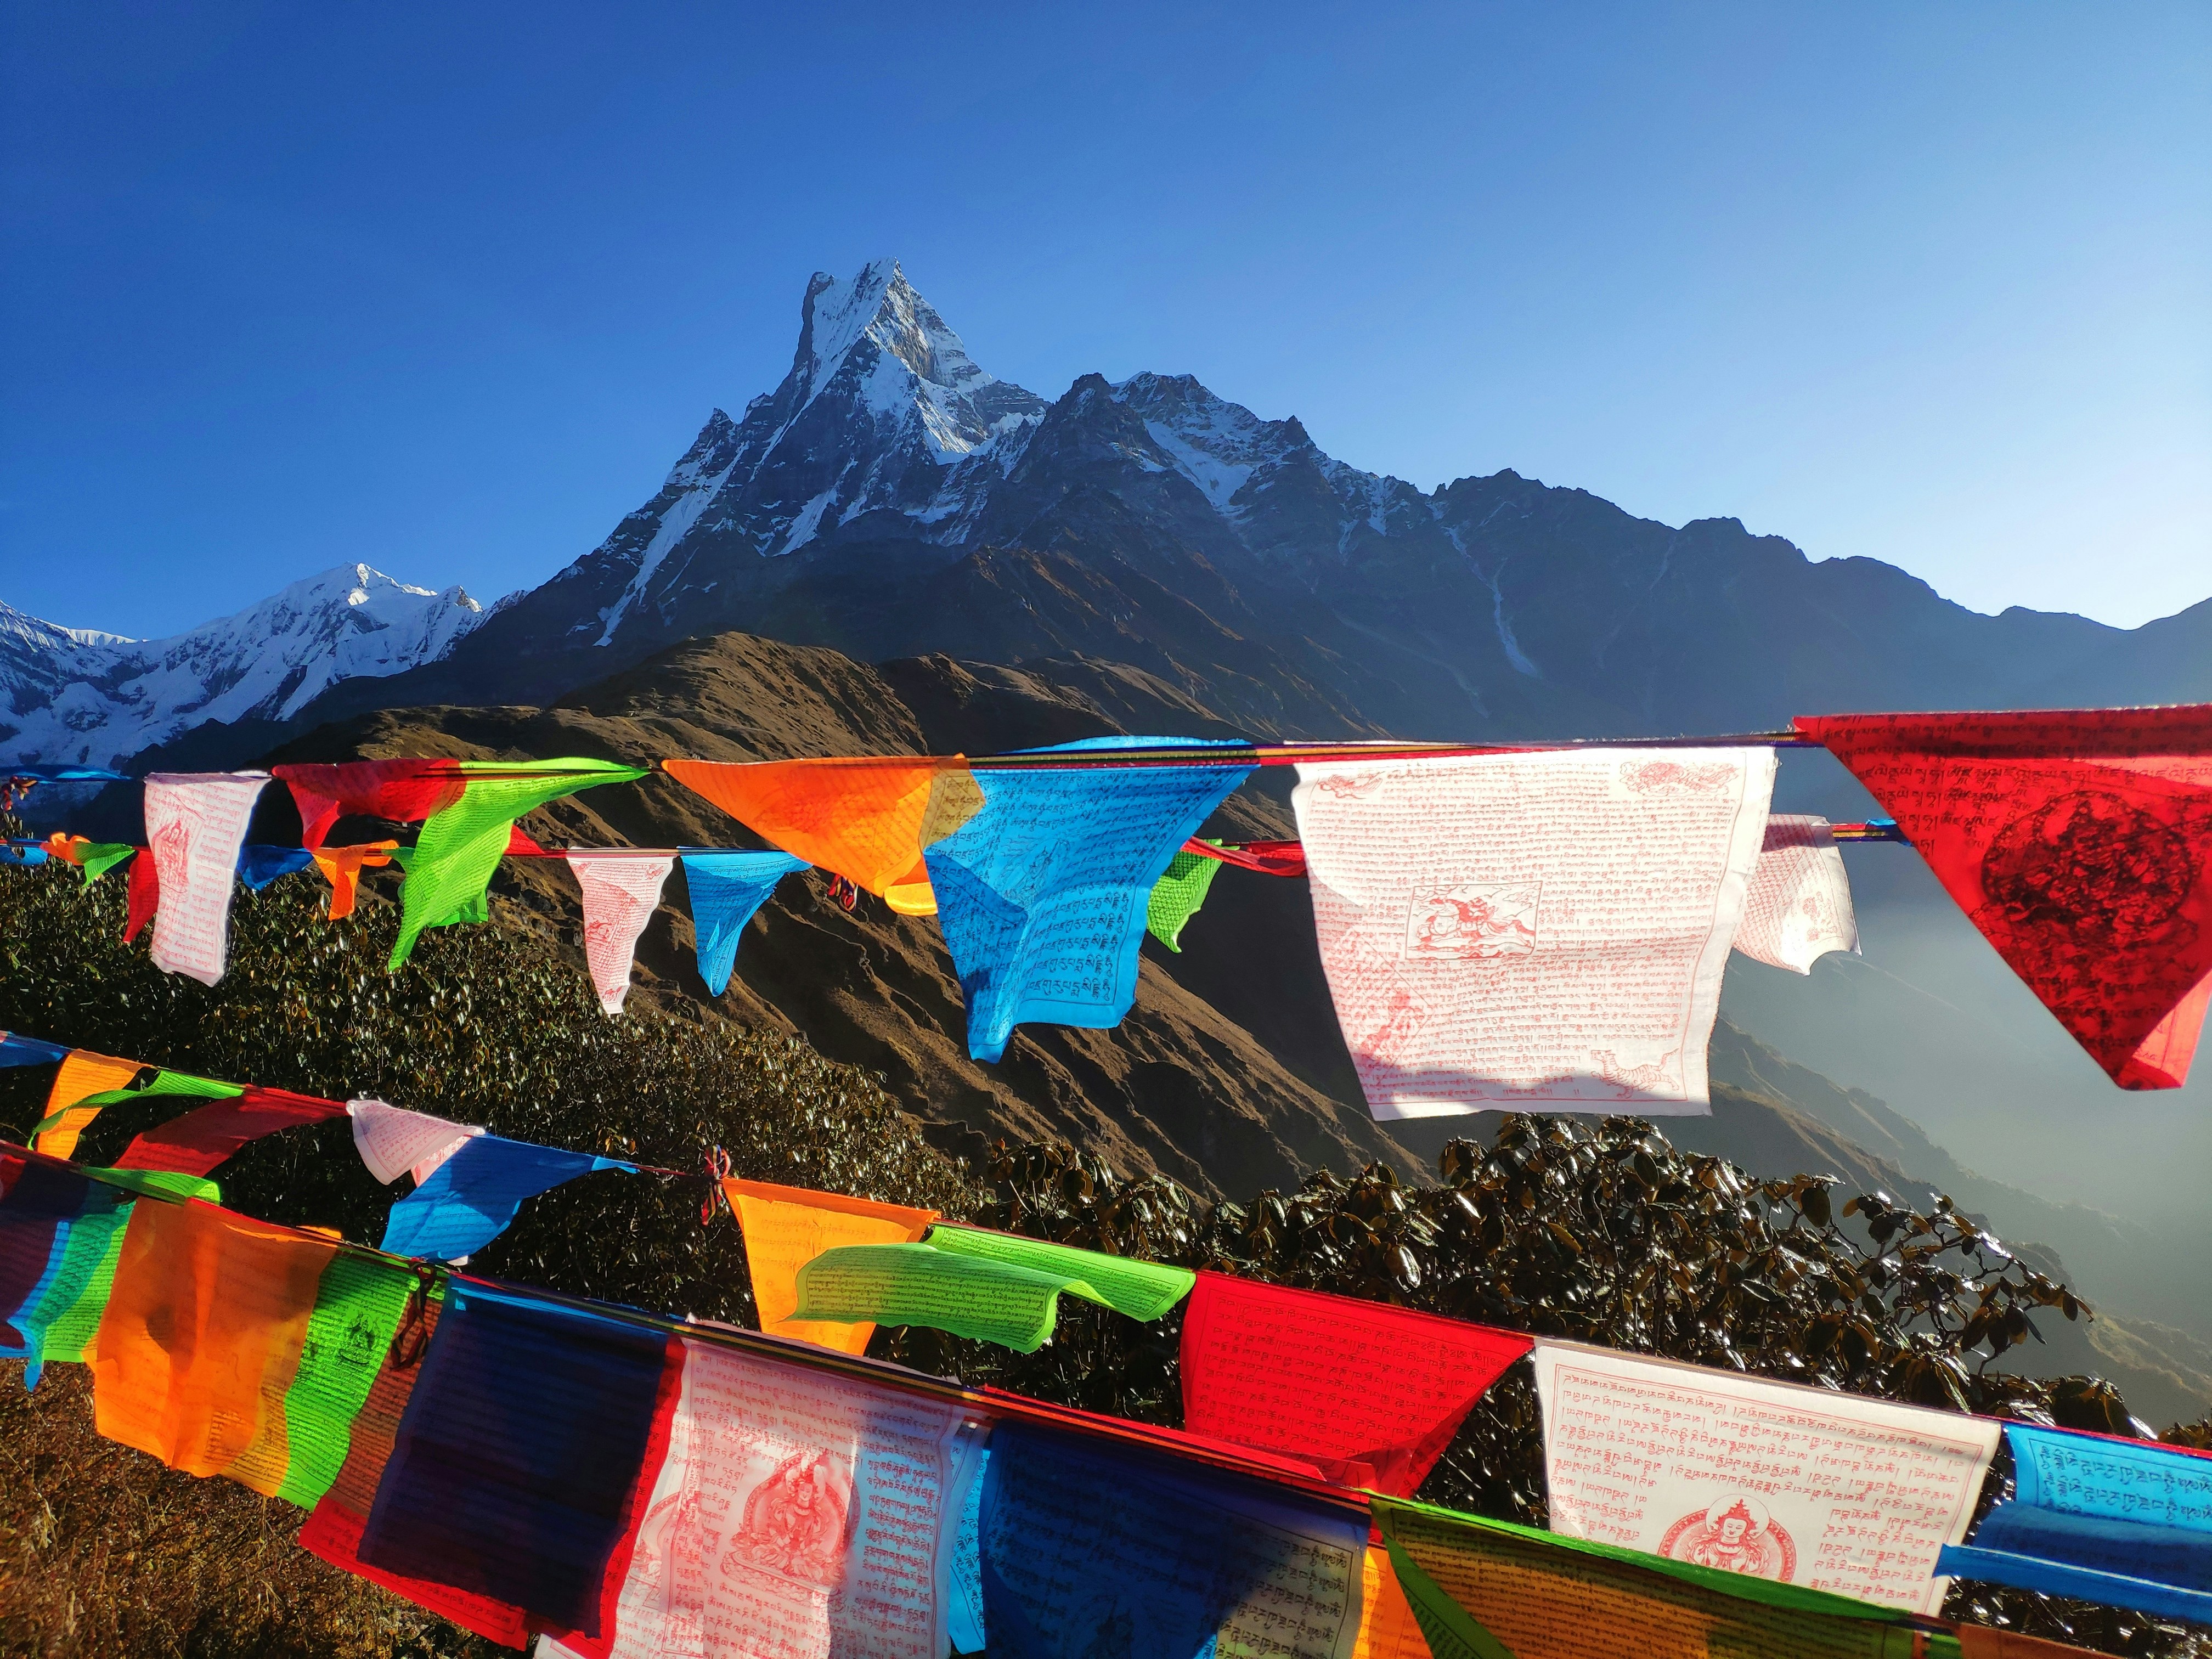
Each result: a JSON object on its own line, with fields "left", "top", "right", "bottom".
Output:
{"left": 112, "top": 1085, "right": 349, "bottom": 1177}
{"left": 273, "top": 759, "right": 469, "bottom": 849}
{"left": 1798, "top": 707, "right": 2212, "bottom": 1089}
{"left": 1178, "top": 1271, "right": 1533, "bottom": 1496}
{"left": 1184, "top": 837, "right": 1308, "bottom": 877}
{"left": 122, "top": 849, "right": 157, "bottom": 943}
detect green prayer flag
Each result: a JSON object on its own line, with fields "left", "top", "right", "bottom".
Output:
{"left": 791, "top": 1242, "right": 1105, "bottom": 1353}
{"left": 923, "top": 1224, "right": 1195, "bottom": 1321}
{"left": 391, "top": 847, "right": 489, "bottom": 927}
{"left": 1145, "top": 846, "right": 1225, "bottom": 952}
{"left": 76, "top": 843, "right": 137, "bottom": 885}
{"left": 389, "top": 759, "right": 646, "bottom": 968}
{"left": 30, "top": 1068, "right": 242, "bottom": 1142}
{"left": 272, "top": 1251, "right": 420, "bottom": 1507}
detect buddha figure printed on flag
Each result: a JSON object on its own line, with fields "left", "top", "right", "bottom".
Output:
{"left": 1658, "top": 1496, "right": 1797, "bottom": 1579}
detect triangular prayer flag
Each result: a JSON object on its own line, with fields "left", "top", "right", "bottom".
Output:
{"left": 143, "top": 771, "right": 270, "bottom": 985}
{"left": 1178, "top": 1273, "right": 1532, "bottom": 1495}
{"left": 680, "top": 849, "right": 807, "bottom": 995}
{"left": 34, "top": 1048, "right": 152, "bottom": 1160}
{"left": 113, "top": 1083, "right": 349, "bottom": 1178}
{"left": 0, "top": 1032, "right": 69, "bottom": 1068}
{"left": 1731, "top": 814, "right": 1859, "bottom": 974}
{"left": 75, "top": 841, "right": 137, "bottom": 885}
{"left": 123, "top": 847, "right": 159, "bottom": 941}
{"left": 237, "top": 844, "right": 315, "bottom": 891}
{"left": 923, "top": 739, "right": 1252, "bottom": 1061}
{"left": 346, "top": 1098, "right": 484, "bottom": 1185}
{"left": 566, "top": 850, "right": 674, "bottom": 1015}
{"left": 1798, "top": 707, "right": 2212, "bottom": 1087}
{"left": 390, "top": 760, "right": 646, "bottom": 968}
{"left": 722, "top": 1176, "right": 937, "bottom": 1353}
{"left": 1145, "top": 845, "right": 1225, "bottom": 951}
{"left": 308, "top": 840, "right": 397, "bottom": 919}
{"left": 662, "top": 756, "right": 981, "bottom": 916}
{"left": 377, "top": 1133, "right": 633, "bottom": 1261}
{"left": 34, "top": 1064, "right": 240, "bottom": 1162}
{"left": 272, "top": 758, "right": 469, "bottom": 849}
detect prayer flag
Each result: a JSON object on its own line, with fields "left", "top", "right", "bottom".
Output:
{"left": 263, "top": 1250, "right": 422, "bottom": 1506}
{"left": 379, "top": 1133, "right": 632, "bottom": 1261}
{"left": 35, "top": 1063, "right": 239, "bottom": 1162}
{"left": 92, "top": 1197, "right": 337, "bottom": 1489}
{"left": 723, "top": 1177, "right": 936, "bottom": 1353}
{"left": 923, "top": 738, "right": 1252, "bottom": 1062}
{"left": 0, "top": 843, "right": 47, "bottom": 866}
{"left": 357, "top": 1280, "right": 679, "bottom": 1637}
{"left": 1797, "top": 708, "right": 2212, "bottom": 1088}
{"left": 391, "top": 760, "right": 647, "bottom": 968}
{"left": 1734, "top": 815, "right": 1861, "bottom": 974}
{"left": 309, "top": 840, "right": 397, "bottom": 919}
{"left": 1936, "top": 1422, "right": 2212, "bottom": 1628}
{"left": 1350, "top": 1544, "right": 1430, "bottom": 1659}
{"left": 1178, "top": 1272, "right": 1533, "bottom": 1494}
{"left": 923, "top": 1224, "right": 1194, "bottom": 1321}
{"left": 35, "top": 1048, "right": 153, "bottom": 1159}
{"left": 1374, "top": 1497, "right": 1951, "bottom": 1659}
{"left": 0, "top": 1031, "right": 69, "bottom": 1067}
{"left": 1532, "top": 1338, "right": 1999, "bottom": 1612}
{"left": 123, "top": 845, "right": 159, "bottom": 941}
{"left": 1955, "top": 1630, "right": 2113, "bottom": 1658}
{"left": 0, "top": 1160, "right": 108, "bottom": 1358}
{"left": 567, "top": 850, "right": 674, "bottom": 1015}
{"left": 75, "top": 841, "right": 137, "bottom": 884}
{"left": 1189, "top": 837, "right": 1310, "bottom": 877}
{"left": 1293, "top": 748, "right": 1775, "bottom": 1117}
{"left": 273, "top": 758, "right": 468, "bottom": 849}
{"left": 681, "top": 849, "right": 807, "bottom": 995}
{"left": 792, "top": 1243, "right": 1105, "bottom": 1353}
{"left": 978, "top": 1421, "right": 1367, "bottom": 1659}
{"left": 114, "top": 1083, "right": 349, "bottom": 1177}
{"left": 12, "top": 1169, "right": 219, "bottom": 1383}
{"left": 946, "top": 1441, "right": 991, "bottom": 1655}
{"left": 1146, "top": 846, "right": 1225, "bottom": 952}
{"left": 238, "top": 844, "right": 315, "bottom": 891}
{"left": 143, "top": 771, "right": 269, "bottom": 984}
{"left": 566, "top": 1334, "right": 977, "bottom": 1659}
{"left": 347, "top": 1098, "right": 484, "bottom": 1185}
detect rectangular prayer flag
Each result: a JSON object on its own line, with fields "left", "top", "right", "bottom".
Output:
{"left": 143, "top": 770, "right": 269, "bottom": 985}
{"left": 1179, "top": 1272, "right": 1532, "bottom": 1494}
{"left": 792, "top": 1243, "right": 1107, "bottom": 1354}
{"left": 923, "top": 1224, "right": 1194, "bottom": 1321}
{"left": 1293, "top": 748, "right": 1775, "bottom": 1116}
{"left": 1532, "top": 1339, "right": 1999, "bottom": 1613}
{"left": 723, "top": 1177, "right": 936, "bottom": 1354}
{"left": 33, "top": 1065, "right": 241, "bottom": 1163}
{"left": 1734, "top": 814, "right": 1860, "bottom": 974}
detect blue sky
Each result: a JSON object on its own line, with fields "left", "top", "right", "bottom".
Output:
{"left": 4, "top": 2, "right": 2206, "bottom": 639}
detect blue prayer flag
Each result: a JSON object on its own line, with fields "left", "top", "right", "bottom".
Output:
{"left": 0, "top": 1163, "right": 112, "bottom": 1355}
{"left": 4, "top": 765, "right": 128, "bottom": 782}
{"left": 237, "top": 844, "right": 316, "bottom": 890}
{"left": 1, "top": 845, "right": 48, "bottom": 867}
{"left": 0, "top": 1032, "right": 69, "bottom": 1066}
{"left": 680, "top": 850, "right": 807, "bottom": 995}
{"left": 924, "top": 738, "right": 1252, "bottom": 1062}
{"left": 379, "top": 1135, "right": 632, "bottom": 1262}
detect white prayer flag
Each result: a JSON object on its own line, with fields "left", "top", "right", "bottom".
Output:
{"left": 568, "top": 851, "right": 674, "bottom": 1016}
{"left": 143, "top": 771, "right": 269, "bottom": 986}
{"left": 1291, "top": 748, "right": 1775, "bottom": 1118}
{"left": 1733, "top": 814, "right": 1860, "bottom": 974}
{"left": 1532, "top": 1339, "right": 2000, "bottom": 1613}
{"left": 346, "top": 1097, "right": 483, "bottom": 1185}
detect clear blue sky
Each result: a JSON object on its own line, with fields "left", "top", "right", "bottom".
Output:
{"left": 5, "top": 2, "right": 2206, "bottom": 640}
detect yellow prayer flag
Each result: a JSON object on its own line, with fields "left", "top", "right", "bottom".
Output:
{"left": 36, "top": 1049, "right": 145, "bottom": 1159}
{"left": 723, "top": 1176, "right": 937, "bottom": 1354}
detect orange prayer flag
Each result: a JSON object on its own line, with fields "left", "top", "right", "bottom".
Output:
{"left": 722, "top": 1176, "right": 937, "bottom": 1354}
{"left": 663, "top": 757, "right": 980, "bottom": 916}
{"left": 36, "top": 1049, "right": 146, "bottom": 1160}
{"left": 309, "top": 840, "right": 398, "bottom": 920}
{"left": 92, "top": 1197, "right": 337, "bottom": 1493}
{"left": 1351, "top": 1541, "right": 1429, "bottom": 1659}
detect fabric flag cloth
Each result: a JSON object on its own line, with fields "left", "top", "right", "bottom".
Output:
{"left": 792, "top": 1243, "right": 1110, "bottom": 1354}
{"left": 35, "top": 1063, "right": 239, "bottom": 1163}
{"left": 309, "top": 840, "right": 398, "bottom": 919}
{"left": 555, "top": 1334, "right": 979, "bottom": 1659}
{"left": 924, "top": 738, "right": 1253, "bottom": 1062}
{"left": 259, "top": 1249, "right": 423, "bottom": 1508}
{"left": 143, "top": 771, "right": 270, "bottom": 984}
{"left": 1348, "top": 1543, "right": 1430, "bottom": 1659}
{"left": 273, "top": 758, "right": 468, "bottom": 849}
{"left": 923, "top": 1224, "right": 1194, "bottom": 1321}
{"left": 1293, "top": 748, "right": 1776, "bottom": 1118}
{"left": 680, "top": 849, "right": 808, "bottom": 995}
{"left": 662, "top": 755, "right": 981, "bottom": 917}
{"left": 347, "top": 1098, "right": 486, "bottom": 1186}
{"left": 113, "top": 1084, "right": 349, "bottom": 1178}
{"left": 75, "top": 841, "right": 137, "bottom": 884}
{"left": 91, "top": 1197, "right": 338, "bottom": 1493}
{"left": 1146, "top": 844, "right": 1226, "bottom": 952}
{"left": 0, "top": 1159, "right": 123, "bottom": 1365}
{"left": 390, "top": 843, "right": 488, "bottom": 927}
{"left": 1733, "top": 814, "right": 1861, "bottom": 973}
{"left": 0, "top": 1031, "right": 69, "bottom": 1067}
{"left": 389, "top": 759, "right": 647, "bottom": 968}
{"left": 1936, "top": 1422, "right": 2212, "bottom": 1627}
{"left": 1798, "top": 707, "right": 2212, "bottom": 1088}
{"left": 124, "top": 846, "right": 160, "bottom": 941}
{"left": 722, "top": 1176, "right": 936, "bottom": 1353}
{"left": 357, "top": 1279, "right": 679, "bottom": 1639}
{"left": 1955, "top": 1631, "right": 2114, "bottom": 1658}
{"left": 946, "top": 1442, "right": 992, "bottom": 1654}
{"left": 379, "top": 1133, "right": 633, "bottom": 1261}
{"left": 566, "top": 850, "right": 674, "bottom": 1015}
{"left": 978, "top": 1420, "right": 1368, "bottom": 1659}
{"left": 0, "top": 843, "right": 48, "bottom": 866}
{"left": 1189, "top": 837, "right": 1310, "bottom": 877}
{"left": 1532, "top": 1339, "right": 1999, "bottom": 1613}
{"left": 238, "top": 844, "right": 315, "bottom": 891}
{"left": 34, "top": 1048, "right": 156, "bottom": 1160}
{"left": 1373, "top": 1497, "right": 1950, "bottom": 1659}
{"left": 1178, "top": 1272, "right": 1533, "bottom": 1495}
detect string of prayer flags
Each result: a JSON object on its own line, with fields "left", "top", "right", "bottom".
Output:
{"left": 1798, "top": 706, "right": 2212, "bottom": 1088}
{"left": 347, "top": 1098, "right": 485, "bottom": 1186}
{"left": 1532, "top": 1339, "right": 1999, "bottom": 1612}
{"left": 310, "top": 840, "right": 397, "bottom": 919}
{"left": 35, "top": 1048, "right": 158, "bottom": 1159}
{"left": 792, "top": 1243, "right": 1109, "bottom": 1353}
{"left": 356, "top": 1279, "right": 680, "bottom": 1640}
{"left": 0, "top": 1031, "right": 68, "bottom": 1066}
{"left": 91, "top": 1195, "right": 338, "bottom": 1491}
{"left": 1372, "top": 1497, "right": 1955, "bottom": 1659}
{"left": 1293, "top": 748, "right": 1775, "bottom": 1118}
{"left": 125, "top": 845, "right": 159, "bottom": 940}
{"left": 238, "top": 844, "right": 315, "bottom": 891}
{"left": 923, "top": 1223, "right": 1195, "bottom": 1322}
{"left": 553, "top": 1334, "right": 979, "bottom": 1659}
{"left": 662, "top": 755, "right": 981, "bottom": 916}
{"left": 566, "top": 849, "right": 674, "bottom": 1015}
{"left": 977, "top": 1420, "right": 1368, "bottom": 1659}
{"left": 379, "top": 1133, "right": 635, "bottom": 1262}
{"left": 923, "top": 737, "right": 1252, "bottom": 1062}
{"left": 1734, "top": 815, "right": 1861, "bottom": 974}
{"left": 1178, "top": 1272, "right": 1533, "bottom": 1495}
{"left": 113, "top": 1083, "right": 349, "bottom": 1178}
{"left": 1936, "top": 1423, "right": 2212, "bottom": 1627}
{"left": 143, "top": 771, "right": 269, "bottom": 985}
{"left": 273, "top": 758, "right": 468, "bottom": 849}
{"left": 1146, "top": 843, "right": 1226, "bottom": 952}
{"left": 35, "top": 1063, "right": 238, "bottom": 1162}
{"left": 722, "top": 1176, "right": 936, "bottom": 1353}
{"left": 680, "top": 849, "right": 808, "bottom": 995}
{"left": 390, "top": 759, "right": 648, "bottom": 968}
